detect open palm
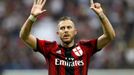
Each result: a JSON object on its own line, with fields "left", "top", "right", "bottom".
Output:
{"left": 31, "top": 0, "right": 46, "bottom": 17}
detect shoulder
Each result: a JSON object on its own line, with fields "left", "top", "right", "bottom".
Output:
{"left": 78, "top": 39, "right": 100, "bottom": 54}
{"left": 78, "top": 39, "right": 97, "bottom": 47}
{"left": 37, "top": 38, "right": 58, "bottom": 47}
{"left": 79, "top": 39, "right": 97, "bottom": 44}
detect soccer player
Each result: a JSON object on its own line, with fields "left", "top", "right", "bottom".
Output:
{"left": 19, "top": 0, "right": 115, "bottom": 75}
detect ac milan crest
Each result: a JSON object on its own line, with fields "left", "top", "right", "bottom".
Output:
{"left": 72, "top": 46, "right": 83, "bottom": 56}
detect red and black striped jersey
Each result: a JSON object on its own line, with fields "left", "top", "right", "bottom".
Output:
{"left": 35, "top": 38, "right": 100, "bottom": 75}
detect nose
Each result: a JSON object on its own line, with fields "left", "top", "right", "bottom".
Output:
{"left": 64, "top": 27, "right": 69, "bottom": 33}
{"left": 65, "top": 27, "right": 69, "bottom": 31}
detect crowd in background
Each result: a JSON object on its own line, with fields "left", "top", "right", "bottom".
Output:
{"left": 0, "top": 0, "right": 134, "bottom": 72}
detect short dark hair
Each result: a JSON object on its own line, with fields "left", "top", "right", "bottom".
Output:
{"left": 58, "top": 16, "right": 74, "bottom": 23}
{"left": 57, "top": 16, "right": 76, "bottom": 29}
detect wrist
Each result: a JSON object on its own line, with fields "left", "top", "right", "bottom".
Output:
{"left": 28, "top": 14, "right": 37, "bottom": 22}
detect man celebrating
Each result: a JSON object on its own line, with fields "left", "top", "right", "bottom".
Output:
{"left": 19, "top": 0, "right": 115, "bottom": 75}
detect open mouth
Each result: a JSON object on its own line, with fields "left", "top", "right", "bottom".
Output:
{"left": 63, "top": 34, "right": 70, "bottom": 39}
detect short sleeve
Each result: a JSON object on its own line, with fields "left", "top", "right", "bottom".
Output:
{"left": 34, "top": 38, "right": 56, "bottom": 58}
{"left": 88, "top": 39, "right": 101, "bottom": 54}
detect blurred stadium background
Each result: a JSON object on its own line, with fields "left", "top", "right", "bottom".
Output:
{"left": 0, "top": 0, "right": 134, "bottom": 75}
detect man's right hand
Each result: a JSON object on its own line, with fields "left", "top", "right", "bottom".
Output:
{"left": 31, "top": 0, "right": 47, "bottom": 17}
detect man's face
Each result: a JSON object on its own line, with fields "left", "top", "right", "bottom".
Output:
{"left": 57, "top": 20, "right": 77, "bottom": 44}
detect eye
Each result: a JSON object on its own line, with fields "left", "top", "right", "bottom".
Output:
{"left": 60, "top": 27, "right": 65, "bottom": 30}
{"left": 67, "top": 26, "right": 72, "bottom": 29}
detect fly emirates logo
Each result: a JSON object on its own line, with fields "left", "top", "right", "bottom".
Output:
{"left": 55, "top": 58, "right": 84, "bottom": 67}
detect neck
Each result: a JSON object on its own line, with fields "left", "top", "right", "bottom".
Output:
{"left": 61, "top": 40, "right": 75, "bottom": 48}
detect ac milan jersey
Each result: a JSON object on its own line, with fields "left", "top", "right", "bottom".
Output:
{"left": 35, "top": 38, "right": 100, "bottom": 75}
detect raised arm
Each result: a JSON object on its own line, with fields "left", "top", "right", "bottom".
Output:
{"left": 19, "top": 0, "right": 46, "bottom": 49}
{"left": 90, "top": 1, "right": 115, "bottom": 49}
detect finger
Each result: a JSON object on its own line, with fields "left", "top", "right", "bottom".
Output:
{"left": 90, "top": 6, "right": 94, "bottom": 11}
{"left": 34, "top": 0, "right": 37, "bottom": 5}
{"left": 41, "top": 10, "right": 47, "bottom": 14}
{"left": 41, "top": 0, "right": 46, "bottom": 6}
{"left": 90, "top": 0, "right": 94, "bottom": 5}
{"left": 90, "top": 0, "right": 94, "bottom": 8}
{"left": 39, "top": 0, "right": 43, "bottom": 4}
{"left": 37, "top": 0, "right": 40, "bottom": 4}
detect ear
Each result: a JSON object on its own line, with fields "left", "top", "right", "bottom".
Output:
{"left": 57, "top": 31, "right": 59, "bottom": 35}
{"left": 74, "top": 29, "right": 78, "bottom": 35}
